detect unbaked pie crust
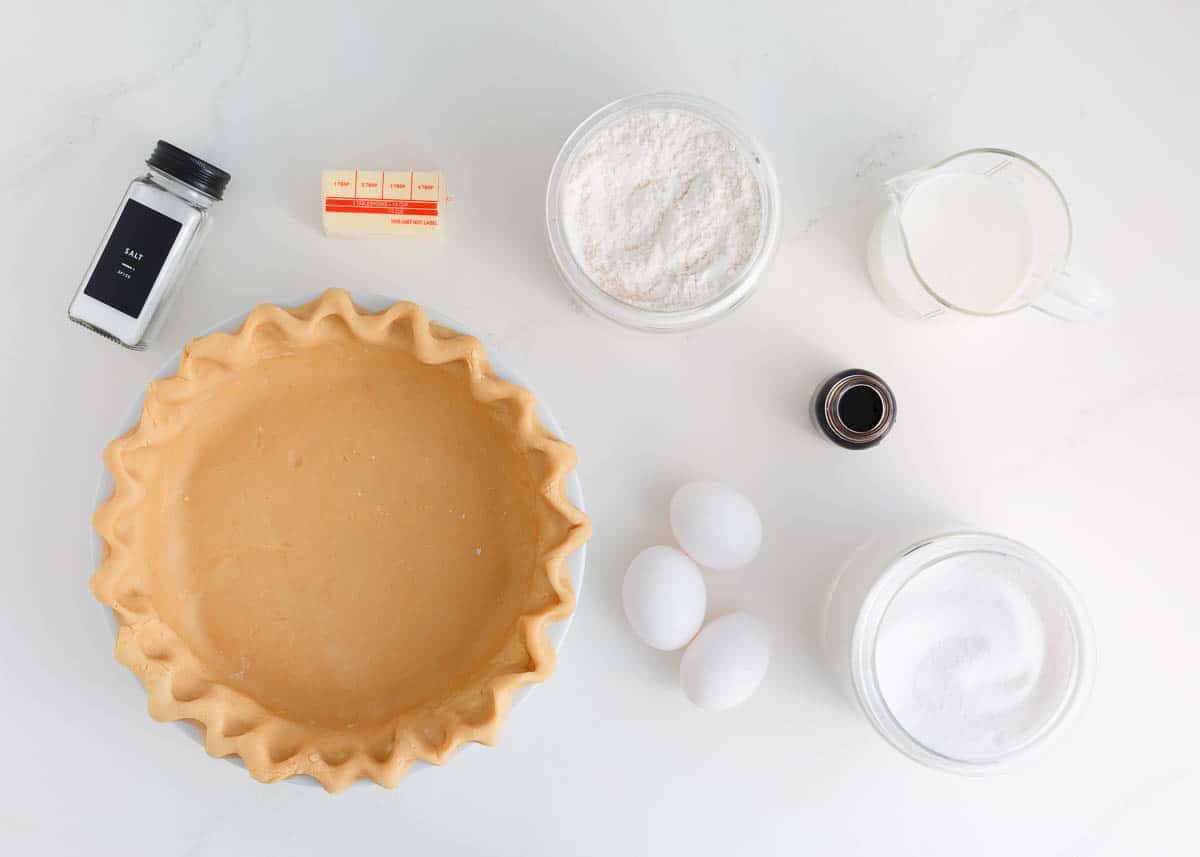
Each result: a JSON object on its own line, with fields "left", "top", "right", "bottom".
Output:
{"left": 92, "top": 289, "right": 591, "bottom": 792}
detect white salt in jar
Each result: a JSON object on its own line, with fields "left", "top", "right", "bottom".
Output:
{"left": 823, "top": 522, "right": 1094, "bottom": 772}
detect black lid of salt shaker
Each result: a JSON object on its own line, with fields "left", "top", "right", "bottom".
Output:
{"left": 813, "top": 369, "right": 896, "bottom": 449}
{"left": 147, "top": 140, "right": 231, "bottom": 200}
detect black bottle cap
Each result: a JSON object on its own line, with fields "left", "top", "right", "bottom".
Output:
{"left": 146, "top": 140, "right": 231, "bottom": 200}
{"left": 813, "top": 369, "right": 896, "bottom": 449}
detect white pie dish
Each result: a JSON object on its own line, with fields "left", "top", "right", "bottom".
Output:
{"left": 89, "top": 291, "right": 588, "bottom": 788}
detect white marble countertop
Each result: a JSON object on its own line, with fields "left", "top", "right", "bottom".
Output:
{"left": 3, "top": 0, "right": 1197, "bottom": 854}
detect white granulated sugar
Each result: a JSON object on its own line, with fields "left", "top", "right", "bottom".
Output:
{"left": 562, "top": 109, "right": 764, "bottom": 311}
{"left": 874, "top": 552, "right": 1077, "bottom": 761}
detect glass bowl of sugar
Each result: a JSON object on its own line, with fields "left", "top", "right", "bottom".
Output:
{"left": 545, "top": 92, "right": 781, "bottom": 332}
{"left": 823, "top": 524, "right": 1095, "bottom": 773}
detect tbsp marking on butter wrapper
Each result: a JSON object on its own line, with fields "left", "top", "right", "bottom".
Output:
{"left": 322, "top": 170, "right": 444, "bottom": 236}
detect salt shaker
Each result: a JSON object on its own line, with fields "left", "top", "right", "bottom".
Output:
{"left": 68, "top": 141, "right": 230, "bottom": 349}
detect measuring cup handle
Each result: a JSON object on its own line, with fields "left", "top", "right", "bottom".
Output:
{"left": 1032, "top": 267, "right": 1112, "bottom": 322}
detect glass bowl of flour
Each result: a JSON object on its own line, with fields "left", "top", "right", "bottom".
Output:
{"left": 546, "top": 92, "right": 780, "bottom": 331}
{"left": 823, "top": 524, "right": 1094, "bottom": 773}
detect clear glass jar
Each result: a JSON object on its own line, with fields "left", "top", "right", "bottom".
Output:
{"left": 68, "top": 140, "right": 230, "bottom": 349}
{"left": 823, "top": 520, "right": 1094, "bottom": 773}
{"left": 545, "top": 92, "right": 781, "bottom": 332}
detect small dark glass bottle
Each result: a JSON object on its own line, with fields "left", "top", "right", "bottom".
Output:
{"left": 812, "top": 369, "right": 896, "bottom": 449}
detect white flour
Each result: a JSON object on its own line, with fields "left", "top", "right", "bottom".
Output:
{"left": 562, "top": 109, "right": 763, "bottom": 311}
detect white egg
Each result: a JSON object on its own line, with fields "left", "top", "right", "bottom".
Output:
{"left": 622, "top": 546, "right": 707, "bottom": 651}
{"left": 670, "top": 481, "right": 762, "bottom": 570}
{"left": 679, "top": 611, "right": 770, "bottom": 711}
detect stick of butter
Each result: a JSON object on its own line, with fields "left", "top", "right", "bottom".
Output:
{"left": 322, "top": 170, "right": 444, "bottom": 236}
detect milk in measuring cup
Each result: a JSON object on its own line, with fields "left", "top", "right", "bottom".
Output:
{"left": 868, "top": 149, "right": 1108, "bottom": 321}
{"left": 898, "top": 173, "right": 1034, "bottom": 313}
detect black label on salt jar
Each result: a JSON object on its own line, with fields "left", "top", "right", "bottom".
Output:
{"left": 84, "top": 199, "right": 182, "bottom": 318}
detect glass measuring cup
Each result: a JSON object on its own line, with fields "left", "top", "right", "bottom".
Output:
{"left": 866, "top": 149, "right": 1111, "bottom": 321}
